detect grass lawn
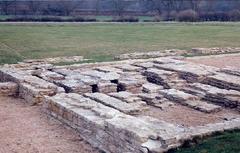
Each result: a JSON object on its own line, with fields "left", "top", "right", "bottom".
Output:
{"left": 170, "top": 130, "right": 240, "bottom": 153}
{"left": 1, "top": 22, "right": 240, "bottom": 64}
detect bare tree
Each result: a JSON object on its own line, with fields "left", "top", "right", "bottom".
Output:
{"left": 59, "top": 0, "right": 79, "bottom": 16}
{"left": 172, "top": 0, "right": 184, "bottom": 12}
{"left": 145, "top": 0, "right": 163, "bottom": 16}
{"left": 0, "top": 0, "right": 14, "bottom": 15}
{"left": 113, "top": 0, "right": 126, "bottom": 16}
{"left": 28, "top": 0, "right": 41, "bottom": 15}
{"left": 95, "top": 0, "right": 101, "bottom": 15}
{"left": 161, "top": 0, "right": 175, "bottom": 19}
{"left": 189, "top": 0, "right": 202, "bottom": 12}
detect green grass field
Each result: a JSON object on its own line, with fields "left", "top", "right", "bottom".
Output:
{"left": 1, "top": 22, "right": 240, "bottom": 64}
{"left": 171, "top": 131, "right": 240, "bottom": 153}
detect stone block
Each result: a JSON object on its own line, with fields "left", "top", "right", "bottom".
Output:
{"left": 85, "top": 92, "right": 143, "bottom": 115}
{"left": 0, "top": 82, "right": 18, "bottom": 96}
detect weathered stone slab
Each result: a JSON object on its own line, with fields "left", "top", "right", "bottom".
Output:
{"left": 133, "top": 62, "right": 154, "bottom": 69}
{"left": 85, "top": 92, "right": 143, "bottom": 115}
{"left": 160, "top": 89, "right": 221, "bottom": 113}
{"left": 97, "top": 82, "right": 117, "bottom": 94}
{"left": 143, "top": 68, "right": 178, "bottom": 88}
{"left": 32, "top": 70, "right": 65, "bottom": 82}
{"left": 153, "top": 58, "right": 187, "bottom": 65}
{"left": 52, "top": 68, "right": 78, "bottom": 76}
{"left": 138, "top": 93, "right": 163, "bottom": 105}
{"left": 0, "top": 68, "right": 64, "bottom": 104}
{"left": 0, "top": 68, "right": 25, "bottom": 83}
{"left": 154, "top": 62, "right": 217, "bottom": 83}
{"left": 115, "top": 64, "right": 142, "bottom": 72}
{"left": 220, "top": 66, "right": 240, "bottom": 77}
{"left": 183, "top": 83, "right": 240, "bottom": 109}
{"left": 94, "top": 66, "right": 123, "bottom": 73}
{"left": 65, "top": 74, "right": 99, "bottom": 85}
{"left": 109, "top": 91, "right": 143, "bottom": 103}
{"left": 118, "top": 79, "right": 143, "bottom": 93}
{"left": 56, "top": 79, "right": 92, "bottom": 94}
{"left": 142, "top": 83, "right": 164, "bottom": 93}
{"left": 203, "top": 73, "right": 240, "bottom": 91}
{"left": 81, "top": 70, "right": 120, "bottom": 81}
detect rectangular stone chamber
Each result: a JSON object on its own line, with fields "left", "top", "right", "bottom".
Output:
{"left": 1, "top": 57, "right": 240, "bottom": 153}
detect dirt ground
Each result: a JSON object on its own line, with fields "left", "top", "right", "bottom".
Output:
{"left": 140, "top": 104, "right": 240, "bottom": 127}
{"left": 186, "top": 53, "right": 240, "bottom": 68}
{"left": 0, "top": 96, "right": 99, "bottom": 153}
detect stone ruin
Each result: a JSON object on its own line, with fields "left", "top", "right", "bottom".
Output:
{"left": 0, "top": 56, "right": 240, "bottom": 153}
{"left": 114, "top": 47, "right": 240, "bottom": 60}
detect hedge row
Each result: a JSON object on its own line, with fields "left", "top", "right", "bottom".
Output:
{"left": 1, "top": 10, "right": 240, "bottom": 22}
{"left": 0, "top": 16, "right": 97, "bottom": 22}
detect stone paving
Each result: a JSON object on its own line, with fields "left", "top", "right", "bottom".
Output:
{"left": 0, "top": 57, "right": 240, "bottom": 153}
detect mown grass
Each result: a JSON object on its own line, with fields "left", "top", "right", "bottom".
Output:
{"left": 1, "top": 22, "right": 240, "bottom": 64}
{"left": 170, "top": 130, "right": 240, "bottom": 153}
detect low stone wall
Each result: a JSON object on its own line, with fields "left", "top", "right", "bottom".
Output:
{"left": 191, "top": 47, "right": 240, "bottom": 55}
{"left": 114, "top": 47, "right": 240, "bottom": 60}
{"left": 114, "top": 49, "right": 187, "bottom": 60}
{"left": 23, "top": 56, "right": 85, "bottom": 64}
{"left": 0, "top": 82, "right": 18, "bottom": 96}
{"left": 43, "top": 93, "right": 240, "bottom": 153}
{"left": 0, "top": 67, "right": 64, "bottom": 105}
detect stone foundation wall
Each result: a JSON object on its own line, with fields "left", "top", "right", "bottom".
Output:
{"left": 1, "top": 56, "right": 240, "bottom": 153}
{"left": 43, "top": 93, "right": 240, "bottom": 153}
{"left": 0, "top": 82, "right": 18, "bottom": 96}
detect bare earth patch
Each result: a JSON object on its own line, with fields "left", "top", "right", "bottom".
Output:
{"left": 139, "top": 104, "right": 239, "bottom": 127}
{"left": 186, "top": 53, "right": 240, "bottom": 68}
{"left": 0, "top": 96, "right": 98, "bottom": 153}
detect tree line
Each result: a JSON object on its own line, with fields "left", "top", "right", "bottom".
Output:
{"left": 1, "top": 0, "right": 240, "bottom": 21}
